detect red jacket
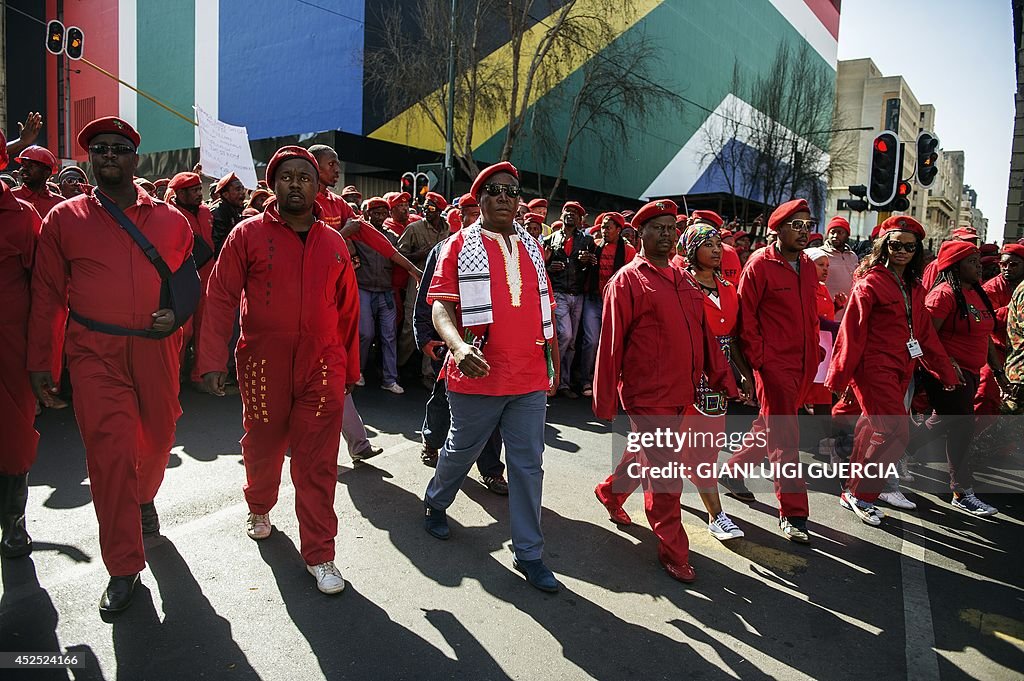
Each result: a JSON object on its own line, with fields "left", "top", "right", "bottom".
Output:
{"left": 28, "top": 186, "right": 194, "bottom": 375}
{"left": 0, "top": 184, "right": 41, "bottom": 327}
{"left": 593, "top": 257, "right": 737, "bottom": 419}
{"left": 197, "top": 200, "right": 360, "bottom": 384}
{"left": 736, "top": 245, "right": 820, "bottom": 386}
{"left": 720, "top": 243, "right": 742, "bottom": 286}
{"left": 983, "top": 274, "right": 1014, "bottom": 355}
{"left": 826, "top": 266, "right": 956, "bottom": 394}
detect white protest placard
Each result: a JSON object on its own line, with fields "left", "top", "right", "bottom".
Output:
{"left": 194, "top": 105, "right": 259, "bottom": 189}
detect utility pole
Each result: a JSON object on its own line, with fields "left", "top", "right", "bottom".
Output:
{"left": 443, "top": 0, "right": 457, "bottom": 197}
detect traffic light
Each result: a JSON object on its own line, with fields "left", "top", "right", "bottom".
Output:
{"left": 868, "top": 131, "right": 900, "bottom": 206}
{"left": 414, "top": 172, "right": 430, "bottom": 203}
{"left": 65, "top": 27, "right": 84, "bottom": 60}
{"left": 892, "top": 180, "right": 911, "bottom": 212}
{"left": 45, "top": 20, "right": 65, "bottom": 55}
{"left": 400, "top": 172, "right": 414, "bottom": 196}
{"left": 916, "top": 131, "right": 939, "bottom": 188}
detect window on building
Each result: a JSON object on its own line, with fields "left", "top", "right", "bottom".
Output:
{"left": 911, "top": 207, "right": 917, "bottom": 217}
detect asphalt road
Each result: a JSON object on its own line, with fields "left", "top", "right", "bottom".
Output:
{"left": 1, "top": 381, "right": 1022, "bottom": 680}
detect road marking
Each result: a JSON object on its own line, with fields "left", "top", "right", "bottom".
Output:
{"left": 900, "top": 511, "right": 941, "bottom": 681}
{"left": 959, "top": 609, "right": 1024, "bottom": 653}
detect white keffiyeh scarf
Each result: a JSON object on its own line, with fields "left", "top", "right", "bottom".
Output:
{"left": 457, "top": 220, "right": 553, "bottom": 340}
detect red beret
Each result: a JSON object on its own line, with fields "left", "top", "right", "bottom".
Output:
{"left": 589, "top": 226, "right": 601, "bottom": 236}
{"left": 598, "top": 212, "right": 626, "bottom": 229}
{"left": 387, "top": 191, "right": 411, "bottom": 208}
{"left": 424, "top": 191, "right": 448, "bottom": 210}
{"left": 767, "top": 198, "right": 809, "bottom": 232}
{"left": 979, "top": 243, "right": 999, "bottom": 255}
{"left": 633, "top": 199, "right": 678, "bottom": 228}
{"left": 562, "top": 201, "right": 585, "bottom": 216}
{"left": 1001, "top": 243, "right": 1024, "bottom": 260}
{"left": 691, "top": 209, "right": 723, "bottom": 228}
{"left": 732, "top": 230, "right": 749, "bottom": 241}
{"left": 168, "top": 172, "right": 202, "bottom": 191}
{"left": 675, "top": 214, "right": 689, "bottom": 225}
{"left": 807, "top": 232, "right": 825, "bottom": 244}
{"left": 78, "top": 116, "right": 141, "bottom": 151}
{"left": 15, "top": 145, "right": 59, "bottom": 174}
{"left": 870, "top": 224, "right": 882, "bottom": 239}
{"left": 879, "top": 215, "right": 925, "bottom": 239}
{"left": 524, "top": 212, "right": 545, "bottom": 224}
{"left": 457, "top": 193, "right": 478, "bottom": 209}
{"left": 936, "top": 240, "right": 979, "bottom": 271}
{"left": 341, "top": 185, "right": 361, "bottom": 198}
{"left": 266, "top": 146, "right": 320, "bottom": 186}
{"left": 826, "top": 216, "right": 850, "bottom": 234}
{"left": 470, "top": 161, "right": 519, "bottom": 199}
{"left": 0, "top": 128, "right": 7, "bottom": 168}
{"left": 951, "top": 226, "right": 979, "bottom": 240}
{"left": 527, "top": 198, "right": 548, "bottom": 210}
{"left": 215, "top": 172, "right": 241, "bottom": 194}
{"left": 364, "top": 197, "right": 389, "bottom": 212}
{"left": 981, "top": 255, "right": 1000, "bottom": 266}
{"left": 551, "top": 220, "right": 564, "bottom": 231}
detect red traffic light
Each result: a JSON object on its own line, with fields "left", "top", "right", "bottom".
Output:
{"left": 874, "top": 138, "right": 889, "bottom": 153}
{"left": 897, "top": 181, "right": 911, "bottom": 197}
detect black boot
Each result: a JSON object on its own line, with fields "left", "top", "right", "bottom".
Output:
{"left": 99, "top": 574, "right": 139, "bottom": 613}
{"left": 140, "top": 501, "right": 160, "bottom": 535}
{"left": 1, "top": 474, "right": 33, "bottom": 559}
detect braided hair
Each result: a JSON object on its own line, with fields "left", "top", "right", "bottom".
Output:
{"left": 934, "top": 265, "right": 995, "bottom": 327}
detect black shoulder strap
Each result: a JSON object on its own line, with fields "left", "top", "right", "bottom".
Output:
{"left": 95, "top": 191, "right": 173, "bottom": 279}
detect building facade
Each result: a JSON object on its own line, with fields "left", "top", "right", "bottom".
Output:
{"left": 926, "top": 149, "right": 964, "bottom": 243}
{"left": 1007, "top": 0, "right": 1024, "bottom": 241}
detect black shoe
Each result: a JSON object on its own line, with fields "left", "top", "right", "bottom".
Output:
{"left": 140, "top": 501, "right": 160, "bottom": 535}
{"left": 0, "top": 474, "right": 33, "bottom": 558}
{"left": 719, "top": 473, "right": 755, "bottom": 503}
{"left": 480, "top": 475, "right": 509, "bottom": 495}
{"left": 352, "top": 445, "right": 383, "bottom": 463}
{"left": 423, "top": 501, "right": 450, "bottom": 540}
{"left": 421, "top": 446, "right": 439, "bottom": 468}
{"left": 99, "top": 574, "right": 140, "bottom": 613}
{"left": 513, "top": 558, "right": 560, "bottom": 593}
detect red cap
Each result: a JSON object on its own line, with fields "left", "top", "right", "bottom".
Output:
{"left": 424, "top": 191, "right": 448, "bottom": 210}
{"left": 524, "top": 212, "right": 545, "bottom": 224}
{"left": 15, "top": 145, "right": 59, "bottom": 174}
{"left": 457, "top": 193, "right": 477, "bottom": 208}
{"left": 826, "top": 215, "right": 850, "bottom": 234}
{"left": 387, "top": 191, "right": 411, "bottom": 208}
{"left": 168, "top": 172, "right": 202, "bottom": 191}
{"left": 364, "top": 197, "right": 388, "bottom": 212}
{"left": 879, "top": 215, "right": 925, "bottom": 239}
{"left": 720, "top": 229, "right": 733, "bottom": 238}
{"left": 732, "top": 230, "right": 749, "bottom": 241}
{"left": 266, "top": 146, "right": 320, "bottom": 186}
{"left": 551, "top": 220, "right": 564, "bottom": 231}
{"left": 981, "top": 255, "right": 999, "bottom": 266}
{"left": 597, "top": 212, "right": 625, "bottom": 229}
{"left": 562, "top": 201, "right": 585, "bottom": 217}
{"left": 527, "top": 198, "right": 548, "bottom": 210}
{"left": 78, "top": 116, "right": 140, "bottom": 151}
{"left": 215, "top": 172, "right": 240, "bottom": 194}
{"left": 935, "top": 240, "right": 979, "bottom": 271}
{"left": 675, "top": 214, "right": 688, "bottom": 225}
{"left": 1001, "top": 243, "right": 1024, "bottom": 260}
{"left": 807, "top": 232, "right": 824, "bottom": 244}
{"left": 632, "top": 199, "right": 678, "bottom": 228}
{"left": 470, "top": 161, "right": 519, "bottom": 199}
{"left": 690, "top": 209, "right": 723, "bottom": 228}
{"left": 979, "top": 243, "right": 999, "bottom": 255}
{"left": 951, "top": 226, "right": 979, "bottom": 240}
{"left": 341, "top": 185, "right": 361, "bottom": 198}
{"left": 767, "top": 198, "right": 809, "bottom": 232}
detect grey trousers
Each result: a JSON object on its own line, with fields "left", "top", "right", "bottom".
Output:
{"left": 340, "top": 393, "right": 369, "bottom": 458}
{"left": 425, "top": 390, "right": 547, "bottom": 561}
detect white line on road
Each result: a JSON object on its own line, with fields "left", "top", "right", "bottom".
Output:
{"left": 900, "top": 510, "right": 941, "bottom": 681}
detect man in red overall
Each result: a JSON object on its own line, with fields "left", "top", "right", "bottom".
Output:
{"left": 199, "top": 146, "right": 360, "bottom": 595}
{"left": 29, "top": 117, "right": 193, "bottom": 612}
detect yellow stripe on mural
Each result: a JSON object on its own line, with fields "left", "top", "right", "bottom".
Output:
{"left": 368, "top": 0, "right": 662, "bottom": 153}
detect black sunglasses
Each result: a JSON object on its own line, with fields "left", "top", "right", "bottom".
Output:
{"left": 483, "top": 183, "right": 521, "bottom": 198}
{"left": 88, "top": 143, "right": 137, "bottom": 156}
{"left": 886, "top": 241, "right": 918, "bottom": 253}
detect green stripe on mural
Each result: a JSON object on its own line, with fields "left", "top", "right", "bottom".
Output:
{"left": 137, "top": 0, "right": 196, "bottom": 153}
{"left": 472, "top": 0, "right": 836, "bottom": 198}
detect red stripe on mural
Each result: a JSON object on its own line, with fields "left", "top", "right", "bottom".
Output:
{"left": 803, "top": 0, "right": 840, "bottom": 39}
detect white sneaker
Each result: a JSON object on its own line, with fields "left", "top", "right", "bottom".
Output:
{"left": 246, "top": 512, "right": 272, "bottom": 540}
{"left": 840, "top": 490, "right": 883, "bottom": 526}
{"left": 708, "top": 511, "right": 745, "bottom": 540}
{"left": 307, "top": 561, "right": 346, "bottom": 594}
{"left": 381, "top": 382, "right": 405, "bottom": 395}
{"left": 878, "top": 490, "right": 917, "bottom": 510}
{"left": 951, "top": 491, "right": 998, "bottom": 517}
{"left": 355, "top": 374, "right": 365, "bottom": 387}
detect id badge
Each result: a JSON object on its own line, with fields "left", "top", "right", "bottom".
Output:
{"left": 906, "top": 338, "right": 923, "bottom": 359}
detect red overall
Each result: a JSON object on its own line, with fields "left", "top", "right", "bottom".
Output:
{"left": 174, "top": 201, "right": 215, "bottom": 383}
{"left": 0, "top": 184, "right": 41, "bottom": 475}
{"left": 12, "top": 184, "right": 64, "bottom": 219}
{"left": 826, "top": 267, "right": 956, "bottom": 502}
{"left": 28, "top": 186, "right": 192, "bottom": 576}
{"left": 728, "top": 245, "right": 820, "bottom": 519}
{"left": 975, "top": 275, "right": 1013, "bottom": 416}
{"left": 316, "top": 188, "right": 397, "bottom": 259}
{"left": 593, "top": 257, "right": 736, "bottom": 566}
{"left": 198, "top": 200, "right": 360, "bottom": 566}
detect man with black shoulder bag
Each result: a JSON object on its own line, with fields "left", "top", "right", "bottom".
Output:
{"left": 28, "top": 117, "right": 196, "bottom": 614}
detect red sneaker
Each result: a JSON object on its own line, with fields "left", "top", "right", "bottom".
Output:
{"left": 662, "top": 560, "right": 697, "bottom": 583}
{"left": 594, "top": 487, "right": 632, "bottom": 526}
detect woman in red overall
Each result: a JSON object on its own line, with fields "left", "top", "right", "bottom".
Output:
{"left": 826, "top": 216, "right": 958, "bottom": 526}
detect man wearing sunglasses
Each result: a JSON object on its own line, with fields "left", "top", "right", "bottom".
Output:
{"left": 57, "top": 166, "right": 89, "bottom": 199}
{"left": 12, "top": 145, "right": 64, "bottom": 218}
{"left": 28, "top": 116, "right": 195, "bottom": 613}
{"left": 422, "top": 161, "right": 561, "bottom": 593}
{"left": 719, "top": 199, "right": 821, "bottom": 544}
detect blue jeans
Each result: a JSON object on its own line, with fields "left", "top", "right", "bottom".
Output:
{"left": 579, "top": 293, "right": 602, "bottom": 386}
{"left": 554, "top": 292, "right": 583, "bottom": 390}
{"left": 422, "top": 375, "right": 504, "bottom": 476}
{"left": 425, "top": 391, "right": 547, "bottom": 560}
{"left": 358, "top": 289, "right": 398, "bottom": 385}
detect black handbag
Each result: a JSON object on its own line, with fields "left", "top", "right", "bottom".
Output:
{"left": 191, "top": 232, "right": 214, "bottom": 270}
{"left": 71, "top": 192, "right": 201, "bottom": 339}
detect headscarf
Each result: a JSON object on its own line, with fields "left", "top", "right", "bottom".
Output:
{"left": 680, "top": 223, "right": 720, "bottom": 268}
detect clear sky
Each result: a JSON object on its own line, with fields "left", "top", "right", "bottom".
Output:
{"left": 836, "top": 0, "right": 1016, "bottom": 241}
